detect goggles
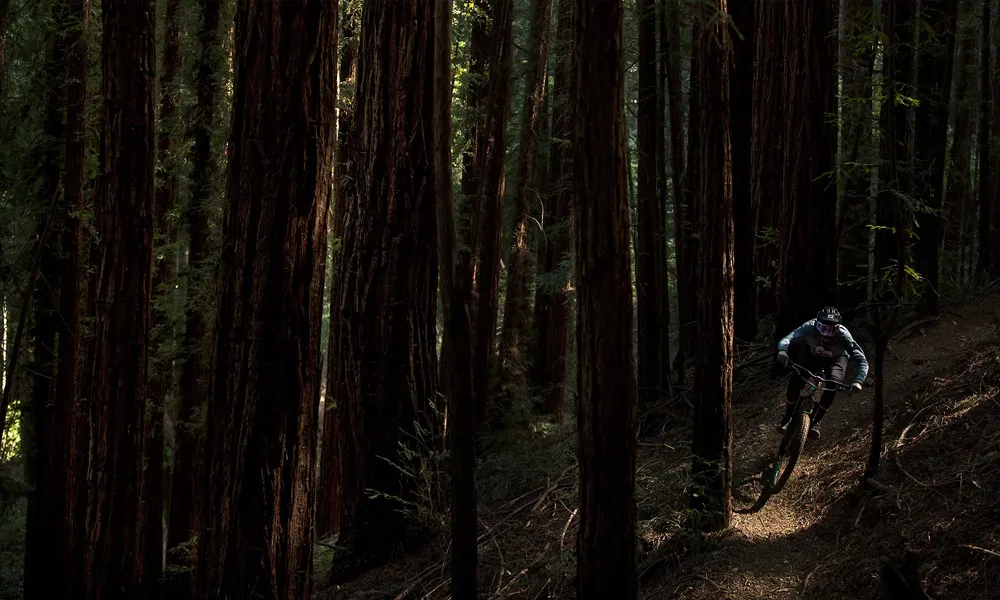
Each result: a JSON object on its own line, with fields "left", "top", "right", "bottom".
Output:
{"left": 815, "top": 321, "right": 838, "bottom": 337}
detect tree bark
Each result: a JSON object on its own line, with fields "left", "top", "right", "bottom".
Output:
{"left": 22, "top": 6, "right": 66, "bottom": 596}
{"left": 913, "top": 0, "right": 959, "bottom": 314}
{"left": 434, "top": 3, "right": 477, "bottom": 595}
{"left": 869, "top": 0, "right": 912, "bottom": 480}
{"left": 81, "top": 0, "right": 157, "bottom": 595}
{"left": 730, "top": 0, "right": 755, "bottom": 342}
{"left": 662, "top": 0, "right": 686, "bottom": 375}
{"left": 146, "top": 0, "right": 182, "bottom": 589}
{"left": 458, "top": 3, "right": 490, "bottom": 264}
{"left": 751, "top": 0, "right": 784, "bottom": 326}
{"left": 774, "top": 0, "right": 838, "bottom": 339}
{"left": 317, "top": 4, "right": 358, "bottom": 538}
{"left": 498, "top": 0, "right": 552, "bottom": 403}
{"left": 992, "top": 0, "right": 1000, "bottom": 278}
{"left": 56, "top": 0, "right": 87, "bottom": 592}
{"left": 326, "top": 1, "right": 438, "bottom": 580}
{"left": 654, "top": 0, "right": 671, "bottom": 393}
{"left": 689, "top": 0, "right": 733, "bottom": 533}
{"left": 531, "top": 0, "right": 572, "bottom": 422}
{"left": 194, "top": 2, "right": 337, "bottom": 598}
{"left": 573, "top": 1, "right": 637, "bottom": 596}
{"left": 865, "top": 328, "right": 888, "bottom": 478}
{"left": 838, "top": 0, "right": 877, "bottom": 313}
{"left": 876, "top": 0, "right": 914, "bottom": 281}
{"left": 636, "top": 0, "right": 666, "bottom": 406}
{"left": 166, "top": 0, "right": 221, "bottom": 591}
{"left": 675, "top": 13, "right": 700, "bottom": 380}
{"left": 975, "top": 0, "right": 992, "bottom": 280}
{"left": 945, "top": 34, "right": 976, "bottom": 285}
{"left": 464, "top": 0, "right": 514, "bottom": 429}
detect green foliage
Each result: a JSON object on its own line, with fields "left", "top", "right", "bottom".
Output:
{"left": 367, "top": 399, "right": 449, "bottom": 534}
{"left": 477, "top": 417, "right": 574, "bottom": 508}
{"left": 0, "top": 403, "right": 22, "bottom": 463}
{"left": 755, "top": 225, "right": 779, "bottom": 248}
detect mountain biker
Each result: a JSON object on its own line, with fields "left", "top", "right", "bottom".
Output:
{"left": 775, "top": 306, "right": 869, "bottom": 439}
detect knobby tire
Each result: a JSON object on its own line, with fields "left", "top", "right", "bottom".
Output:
{"left": 767, "top": 412, "right": 809, "bottom": 494}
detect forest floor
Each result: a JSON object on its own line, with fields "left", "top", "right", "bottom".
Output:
{"left": 316, "top": 291, "right": 1000, "bottom": 600}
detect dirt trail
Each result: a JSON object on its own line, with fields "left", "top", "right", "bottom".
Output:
{"left": 651, "top": 296, "right": 1000, "bottom": 600}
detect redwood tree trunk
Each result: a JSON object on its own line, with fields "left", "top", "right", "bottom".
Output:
{"left": 751, "top": 0, "right": 784, "bottom": 325}
{"left": 689, "top": 0, "right": 734, "bottom": 533}
{"left": 166, "top": 0, "right": 221, "bottom": 589}
{"left": 865, "top": 329, "right": 888, "bottom": 478}
{"left": 654, "top": 0, "right": 670, "bottom": 392}
{"left": 876, "top": 0, "right": 914, "bottom": 279}
{"left": 636, "top": 0, "right": 666, "bottom": 405}
{"left": 317, "top": 6, "right": 358, "bottom": 538}
{"left": 531, "top": 0, "right": 572, "bottom": 422}
{"left": 870, "top": 0, "right": 913, "bottom": 481}
{"left": 573, "top": 1, "right": 637, "bottom": 595}
{"left": 498, "top": 0, "right": 552, "bottom": 402}
{"left": 434, "top": 4, "right": 477, "bottom": 595}
{"left": 774, "top": 0, "right": 838, "bottom": 338}
{"left": 82, "top": 0, "right": 157, "bottom": 595}
{"left": 194, "top": 2, "right": 337, "bottom": 598}
{"left": 730, "top": 0, "right": 755, "bottom": 342}
{"left": 992, "top": 2, "right": 1000, "bottom": 277}
{"left": 146, "top": 0, "right": 182, "bottom": 588}
{"left": 676, "top": 15, "right": 701, "bottom": 380}
{"left": 56, "top": 0, "right": 87, "bottom": 593}
{"left": 945, "top": 36, "right": 975, "bottom": 284}
{"left": 662, "top": 0, "right": 686, "bottom": 375}
{"left": 838, "top": 0, "right": 876, "bottom": 313}
{"left": 462, "top": 0, "right": 514, "bottom": 428}
{"left": 975, "top": 0, "right": 992, "bottom": 280}
{"left": 326, "top": 1, "right": 437, "bottom": 581}
{"left": 23, "top": 7, "right": 66, "bottom": 596}
{"left": 914, "top": 0, "right": 959, "bottom": 314}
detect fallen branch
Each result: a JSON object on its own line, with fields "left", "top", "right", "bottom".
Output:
{"left": 801, "top": 563, "right": 826, "bottom": 595}
{"left": 735, "top": 353, "right": 772, "bottom": 374}
{"left": 894, "top": 423, "right": 933, "bottom": 489}
{"left": 560, "top": 508, "right": 578, "bottom": 550}
{"left": 863, "top": 477, "right": 890, "bottom": 493}
{"left": 892, "top": 317, "right": 938, "bottom": 342}
{"left": 395, "top": 466, "right": 575, "bottom": 598}
{"left": 959, "top": 544, "right": 1000, "bottom": 560}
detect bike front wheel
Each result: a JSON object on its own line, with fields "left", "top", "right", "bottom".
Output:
{"left": 764, "top": 411, "right": 810, "bottom": 494}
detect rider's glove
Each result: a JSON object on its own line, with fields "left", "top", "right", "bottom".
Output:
{"left": 851, "top": 382, "right": 863, "bottom": 394}
{"left": 776, "top": 349, "right": 789, "bottom": 367}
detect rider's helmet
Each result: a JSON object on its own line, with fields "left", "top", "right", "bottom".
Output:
{"left": 815, "top": 306, "right": 842, "bottom": 340}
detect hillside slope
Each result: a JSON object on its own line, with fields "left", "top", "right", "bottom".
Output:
{"left": 645, "top": 296, "right": 1000, "bottom": 599}
{"left": 319, "top": 295, "right": 1000, "bottom": 599}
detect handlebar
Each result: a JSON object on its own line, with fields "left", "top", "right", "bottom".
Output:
{"left": 786, "top": 360, "right": 853, "bottom": 393}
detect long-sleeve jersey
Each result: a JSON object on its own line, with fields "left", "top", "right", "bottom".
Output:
{"left": 777, "top": 319, "right": 870, "bottom": 385}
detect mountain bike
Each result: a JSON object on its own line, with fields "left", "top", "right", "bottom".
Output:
{"left": 761, "top": 360, "right": 853, "bottom": 495}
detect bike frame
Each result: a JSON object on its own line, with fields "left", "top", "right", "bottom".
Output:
{"left": 787, "top": 360, "right": 852, "bottom": 416}
{"left": 748, "top": 360, "right": 856, "bottom": 506}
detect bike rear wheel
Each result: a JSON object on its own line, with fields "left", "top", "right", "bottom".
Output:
{"left": 764, "top": 412, "right": 810, "bottom": 494}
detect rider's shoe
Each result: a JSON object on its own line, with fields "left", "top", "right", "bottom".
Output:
{"left": 808, "top": 422, "right": 821, "bottom": 439}
{"left": 777, "top": 416, "right": 791, "bottom": 433}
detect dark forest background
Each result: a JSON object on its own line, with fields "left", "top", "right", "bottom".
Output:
{"left": 0, "top": 0, "right": 998, "bottom": 598}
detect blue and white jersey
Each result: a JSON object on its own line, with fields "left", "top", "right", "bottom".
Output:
{"left": 777, "top": 319, "right": 870, "bottom": 385}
